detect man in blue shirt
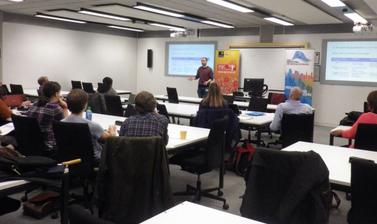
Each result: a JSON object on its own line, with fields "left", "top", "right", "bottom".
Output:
{"left": 270, "top": 87, "right": 313, "bottom": 131}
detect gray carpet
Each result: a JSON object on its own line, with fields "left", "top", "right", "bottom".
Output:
{"left": 1, "top": 125, "right": 351, "bottom": 224}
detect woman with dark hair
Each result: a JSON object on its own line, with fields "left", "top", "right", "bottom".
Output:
{"left": 119, "top": 91, "right": 169, "bottom": 145}
{"left": 99, "top": 76, "right": 117, "bottom": 95}
{"left": 331, "top": 90, "right": 377, "bottom": 141}
{"left": 26, "top": 81, "right": 68, "bottom": 154}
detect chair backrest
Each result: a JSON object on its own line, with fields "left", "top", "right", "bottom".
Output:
{"left": 124, "top": 104, "right": 137, "bottom": 117}
{"left": 82, "top": 82, "right": 95, "bottom": 93}
{"left": 281, "top": 113, "right": 314, "bottom": 148}
{"left": 348, "top": 157, "right": 377, "bottom": 224}
{"left": 97, "top": 83, "right": 105, "bottom": 93}
{"left": 156, "top": 104, "right": 170, "bottom": 121}
{"left": 53, "top": 121, "right": 95, "bottom": 176}
{"left": 11, "top": 114, "right": 47, "bottom": 156}
{"left": 0, "top": 85, "right": 9, "bottom": 96}
{"left": 363, "top": 101, "right": 370, "bottom": 113}
{"left": 71, "top": 80, "right": 82, "bottom": 89}
{"left": 268, "top": 92, "right": 286, "bottom": 105}
{"left": 354, "top": 124, "right": 377, "bottom": 151}
{"left": 88, "top": 93, "right": 106, "bottom": 114}
{"left": 223, "top": 95, "right": 234, "bottom": 104}
{"left": 10, "top": 84, "right": 24, "bottom": 95}
{"left": 248, "top": 97, "right": 268, "bottom": 112}
{"left": 127, "top": 93, "right": 136, "bottom": 105}
{"left": 228, "top": 103, "right": 241, "bottom": 115}
{"left": 68, "top": 204, "right": 114, "bottom": 224}
{"left": 166, "top": 87, "right": 179, "bottom": 104}
{"left": 104, "top": 95, "right": 124, "bottom": 116}
{"left": 206, "top": 116, "right": 228, "bottom": 169}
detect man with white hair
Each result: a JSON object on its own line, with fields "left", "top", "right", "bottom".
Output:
{"left": 269, "top": 87, "right": 313, "bottom": 131}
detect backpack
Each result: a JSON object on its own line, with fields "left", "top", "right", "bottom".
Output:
{"left": 233, "top": 143, "right": 256, "bottom": 176}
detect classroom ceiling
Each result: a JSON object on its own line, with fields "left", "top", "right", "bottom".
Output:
{"left": 0, "top": 0, "right": 376, "bottom": 32}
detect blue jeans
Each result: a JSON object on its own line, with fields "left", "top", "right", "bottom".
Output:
{"left": 197, "top": 86, "right": 208, "bottom": 98}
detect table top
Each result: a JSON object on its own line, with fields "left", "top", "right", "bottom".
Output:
{"left": 141, "top": 201, "right": 264, "bottom": 224}
{"left": 0, "top": 180, "right": 29, "bottom": 191}
{"left": 91, "top": 113, "right": 210, "bottom": 150}
{"left": 282, "top": 141, "right": 377, "bottom": 186}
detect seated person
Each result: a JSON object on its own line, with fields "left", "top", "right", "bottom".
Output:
{"left": 37, "top": 76, "right": 49, "bottom": 96}
{"left": 26, "top": 81, "right": 68, "bottom": 155}
{"left": 331, "top": 90, "right": 377, "bottom": 141}
{"left": 270, "top": 87, "right": 313, "bottom": 131}
{"left": 63, "top": 89, "right": 116, "bottom": 159}
{"left": 199, "top": 81, "right": 227, "bottom": 109}
{"left": 119, "top": 91, "right": 169, "bottom": 145}
{"left": 98, "top": 76, "right": 117, "bottom": 96}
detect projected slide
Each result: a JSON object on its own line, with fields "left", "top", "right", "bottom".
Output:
{"left": 324, "top": 41, "right": 377, "bottom": 84}
{"left": 166, "top": 42, "right": 216, "bottom": 76}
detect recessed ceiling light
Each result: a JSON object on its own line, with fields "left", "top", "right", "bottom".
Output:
{"left": 8, "top": 0, "right": 24, "bottom": 2}
{"left": 201, "top": 20, "right": 234, "bottom": 28}
{"left": 79, "top": 10, "right": 130, "bottom": 21}
{"left": 321, "top": 0, "right": 345, "bottom": 7}
{"left": 35, "top": 14, "right": 87, "bottom": 24}
{"left": 264, "top": 17, "right": 294, "bottom": 26}
{"left": 206, "top": 0, "right": 254, "bottom": 13}
{"left": 134, "top": 4, "right": 185, "bottom": 18}
{"left": 108, "top": 25, "right": 144, "bottom": 32}
{"left": 148, "top": 23, "right": 186, "bottom": 32}
{"left": 344, "top": 12, "right": 368, "bottom": 24}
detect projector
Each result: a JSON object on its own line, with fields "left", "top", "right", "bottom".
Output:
{"left": 353, "top": 23, "right": 374, "bottom": 33}
{"left": 170, "top": 29, "right": 197, "bottom": 38}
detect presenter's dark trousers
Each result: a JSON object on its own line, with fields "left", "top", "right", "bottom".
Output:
{"left": 197, "top": 86, "right": 208, "bottom": 98}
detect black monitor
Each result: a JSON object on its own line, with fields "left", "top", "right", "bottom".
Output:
{"left": 243, "top": 78, "right": 266, "bottom": 97}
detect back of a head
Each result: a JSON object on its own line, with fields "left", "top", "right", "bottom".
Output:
{"left": 38, "top": 81, "right": 61, "bottom": 106}
{"left": 367, "top": 90, "right": 377, "bottom": 113}
{"left": 102, "top": 77, "right": 113, "bottom": 93}
{"left": 289, "top": 87, "right": 302, "bottom": 101}
{"left": 38, "top": 76, "right": 48, "bottom": 86}
{"left": 67, "top": 89, "right": 89, "bottom": 114}
{"left": 203, "top": 82, "right": 224, "bottom": 107}
{"left": 134, "top": 91, "right": 156, "bottom": 115}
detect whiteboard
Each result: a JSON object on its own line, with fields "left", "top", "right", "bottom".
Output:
{"left": 235, "top": 48, "right": 287, "bottom": 90}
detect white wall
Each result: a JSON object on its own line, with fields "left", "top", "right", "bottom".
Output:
{"left": 2, "top": 22, "right": 138, "bottom": 92}
{"left": 137, "top": 32, "right": 377, "bottom": 127}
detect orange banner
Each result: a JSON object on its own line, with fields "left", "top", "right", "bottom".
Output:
{"left": 214, "top": 50, "right": 240, "bottom": 94}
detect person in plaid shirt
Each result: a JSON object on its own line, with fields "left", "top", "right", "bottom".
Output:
{"left": 119, "top": 91, "right": 169, "bottom": 145}
{"left": 26, "top": 81, "right": 68, "bottom": 155}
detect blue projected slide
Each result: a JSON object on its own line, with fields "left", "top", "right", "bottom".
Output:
{"left": 325, "top": 40, "right": 377, "bottom": 83}
{"left": 166, "top": 42, "right": 216, "bottom": 76}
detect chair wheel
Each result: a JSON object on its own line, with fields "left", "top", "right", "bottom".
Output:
{"left": 217, "top": 190, "right": 223, "bottom": 196}
{"left": 223, "top": 203, "right": 229, "bottom": 210}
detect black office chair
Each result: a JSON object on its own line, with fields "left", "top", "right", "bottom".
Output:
{"left": 223, "top": 95, "right": 234, "bottom": 105}
{"left": 156, "top": 103, "right": 172, "bottom": 123}
{"left": 0, "top": 84, "right": 9, "bottom": 96}
{"left": 88, "top": 93, "right": 106, "bottom": 114}
{"left": 71, "top": 81, "right": 82, "bottom": 89}
{"left": 281, "top": 113, "right": 314, "bottom": 148}
{"left": 124, "top": 104, "right": 137, "bottom": 117}
{"left": 268, "top": 92, "right": 286, "bottom": 105}
{"left": 363, "top": 101, "right": 369, "bottom": 113}
{"left": 241, "top": 149, "right": 330, "bottom": 224}
{"left": 97, "top": 83, "right": 105, "bottom": 93}
{"left": 354, "top": 124, "right": 377, "bottom": 151}
{"left": 82, "top": 82, "right": 95, "bottom": 93}
{"left": 53, "top": 122, "right": 96, "bottom": 211}
{"left": 166, "top": 87, "right": 179, "bottom": 104}
{"left": 169, "top": 116, "right": 229, "bottom": 209}
{"left": 11, "top": 114, "right": 47, "bottom": 156}
{"left": 68, "top": 204, "right": 113, "bottom": 224}
{"left": 248, "top": 97, "right": 268, "bottom": 112}
{"left": 348, "top": 157, "right": 377, "bottom": 224}
{"left": 104, "top": 95, "right": 124, "bottom": 116}
{"left": 10, "top": 84, "right": 24, "bottom": 94}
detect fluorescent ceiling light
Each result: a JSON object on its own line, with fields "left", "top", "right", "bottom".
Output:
{"left": 321, "top": 0, "right": 345, "bottom": 7}
{"left": 264, "top": 17, "right": 294, "bottom": 26}
{"left": 134, "top": 5, "right": 185, "bottom": 17}
{"left": 79, "top": 10, "right": 130, "bottom": 21}
{"left": 108, "top": 25, "right": 144, "bottom": 32}
{"left": 206, "top": 0, "right": 254, "bottom": 13}
{"left": 201, "top": 20, "right": 234, "bottom": 28}
{"left": 9, "top": 0, "right": 23, "bottom": 2}
{"left": 35, "top": 14, "right": 86, "bottom": 24}
{"left": 344, "top": 12, "right": 368, "bottom": 24}
{"left": 149, "top": 23, "right": 186, "bottom": 31}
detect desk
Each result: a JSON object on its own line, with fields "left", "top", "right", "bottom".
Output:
{"left": 282, "top": 141, "right": 377, "bottom": 188}
{"left": 155, "top": 95, "right": 277, "bottom": 111}
{"left": 329, "top": 125, "right": 352, "bottom": 145}
{"left": 0, "top": 180, "right": 30, "bottom": 197}
{"left": 141, "top": 201, "right": 264, "bottom": 224}
{"left": 91, "top": 113, "right": 210, "bottom": 151}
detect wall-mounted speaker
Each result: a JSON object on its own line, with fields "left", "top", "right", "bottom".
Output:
{"left": 147, "top": 49, "right": 153, "bottom": 68}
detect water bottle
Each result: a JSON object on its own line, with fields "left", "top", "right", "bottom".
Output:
{"left": 85, "top": 106, "right": 92, "bottom": 121}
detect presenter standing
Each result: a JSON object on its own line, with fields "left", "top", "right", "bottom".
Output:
{"left": 189, "top": 57, "right": 213, "bottom": 98}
